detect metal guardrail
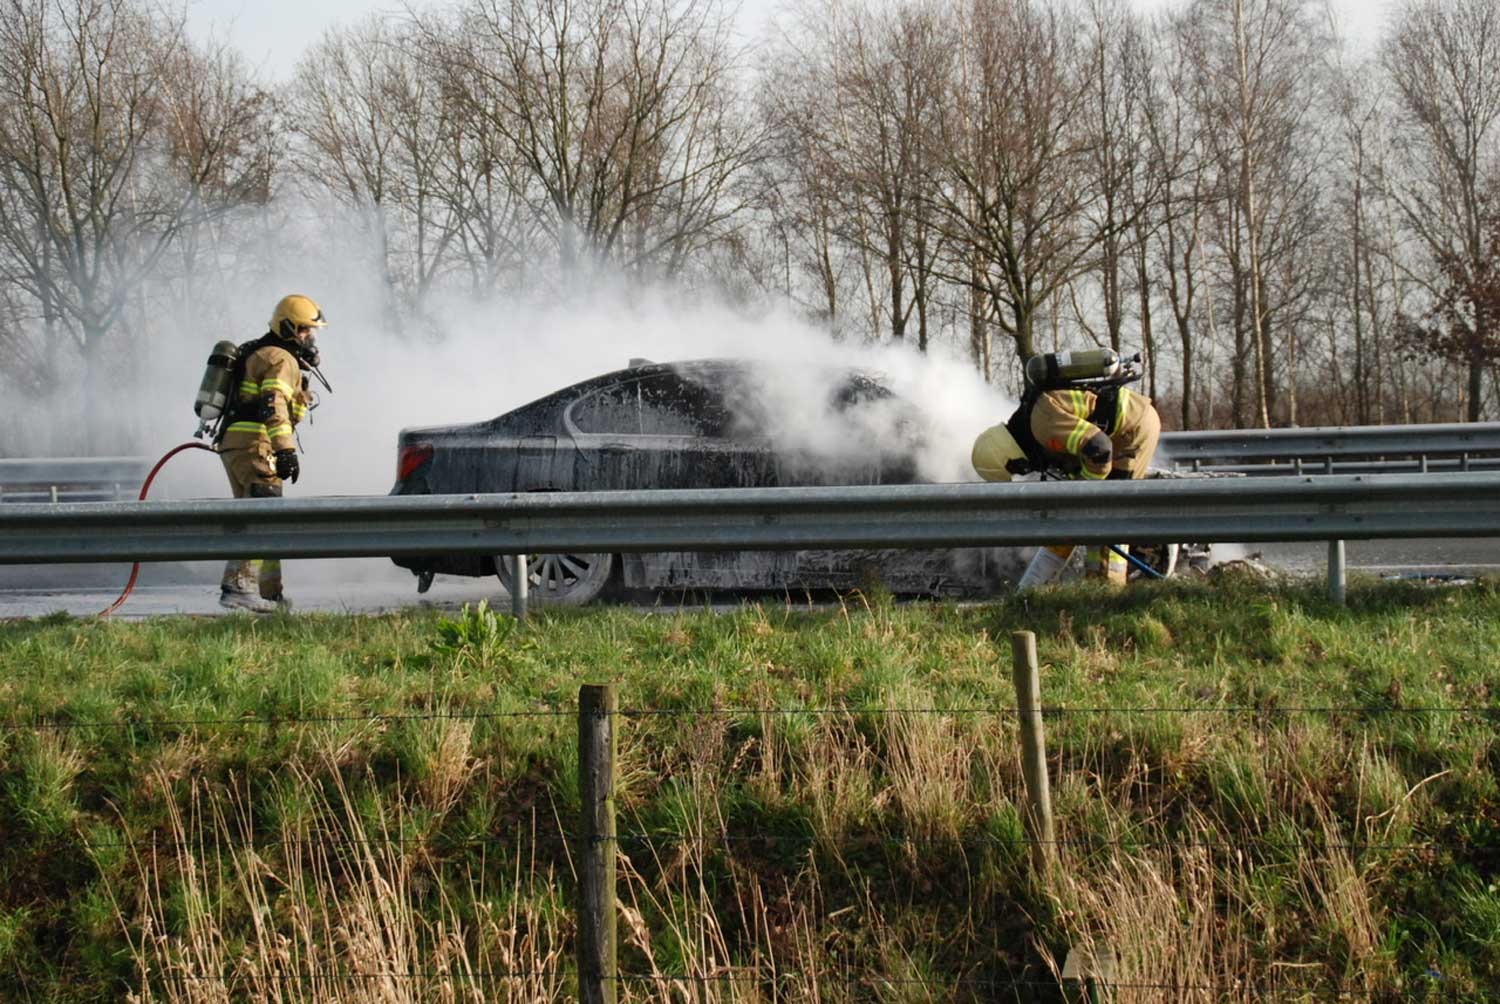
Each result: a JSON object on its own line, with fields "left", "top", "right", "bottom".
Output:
{"left": 1167, "top": 458, "right": 1500, "bottom": 476}
{"left": 1159, "top": 422, "right": 1500, "bottom": 471}
{"left": 2, "top": 425, "right": 1495, "bottom": 612}
{"left": 0, "top": 456, "right": 151, "bottom": 504}
{"left": 0, "top": 474, "right": 1494, "bottom": 565}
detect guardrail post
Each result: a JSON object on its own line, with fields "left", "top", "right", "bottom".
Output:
{"left": 1011, "top": 631, "right": 1056, "bottom": 878}
{"left": 1327, "top": 540, "right": 1346, "bottom": 606}
{"left": 510, "top": 554, "right": 529, "bottom": 621}
{"left": 578, "top": 684, "right": 618, "bottom": 1004}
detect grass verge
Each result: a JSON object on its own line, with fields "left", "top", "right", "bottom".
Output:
{"left": 0, "top": 577, "right": 1495, "bottom": 1001}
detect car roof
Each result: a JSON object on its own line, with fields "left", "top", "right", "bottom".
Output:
{"left": 611, "top": 357, "right": 887, "bottom": 383}
{"left": 476, "top": 357, "right": 895, "bottom": 431}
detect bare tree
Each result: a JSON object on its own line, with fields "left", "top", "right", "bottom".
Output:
{"left": 1397, "top": 197, "right": 1500, "bottom": 406}
{"left": 1143, "top": 15, "right": 1211, "bottom": 427}
{"left": 1383, "top": 0, "right": 1500, "bottom": 420}
{"left": 429, "top": 41, "right": 541, "bottom": 299}
{"left": 756, "top": 40, "right": 849, "bottom": 326}
{"left": 763, "top": 0, "right": 954, "bottom": 347}
{"left": 154, "top": 39, "right": 277, "bottom": 321}
{"left": 936, "top": 0, "right": 1132, "bottom": 366}
{"left": 427, "top": 0, "right": 758, "bottom": 284}
{"left": 1327, "top": 58, "right": 1404, "bottom": 424}
{"left": 1077, "top": 0, "right": 1156, "bottom": 356}
{"left": 0, "top": 0, "right": 254, "bottom": 441}
{"left": 1180, "top": 0, "right": 1328, "bottom": 427}
{"left": 289, "top": 19, "right": 411, "bottom": 318}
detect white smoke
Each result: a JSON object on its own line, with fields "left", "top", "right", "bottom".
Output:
{"left": 4, "top": 197, "right": 1016, "bottom": 594}
{"left": 153, "top": 257, "right": 1016, "bottom": 503}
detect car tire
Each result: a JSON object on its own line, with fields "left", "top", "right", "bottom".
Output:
{"left": 496, "top": 552, "right": 619, "bottom": 606}
{"left": 1127, "top": 542, "right": 1179, "bottom": 580}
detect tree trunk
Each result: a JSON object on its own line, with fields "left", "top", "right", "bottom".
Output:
{"left": 81, "top": 324, "right": 110, "bottom": 454}
{"left": 969, "top": 258, "right": 991, "bottom": 380}
{"left": 888, "top": 235, "right": 906, "bottom": 343}
{"left": 1231, "top": 270, "right": 1250, "bottom": 427}
{"left": 1135, "top": 236, "right": 1156, "bottom": 401}
{"left": 1468, "top": 353, "right": 1485, "bottom": 422}
{"left": 1009, "top": 284, "right": 1037, "bottom": 362}
{"left": 1234, "top": 0, "right": 1271, "bottom": 429}
{"left": 1350, "top": 168, "right": 1368, "bottom": 424}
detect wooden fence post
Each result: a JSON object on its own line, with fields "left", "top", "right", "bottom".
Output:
{"left": 1011, "top": 631, "right": 1056, "bottom": 876}
{"left": 578, "top": 684, "right": 617, "bottom": 1004}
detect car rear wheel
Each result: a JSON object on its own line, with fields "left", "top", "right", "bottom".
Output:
{"left": 496, "top": 552, "right": 618, "bottom": 606}
{"left": 1127, "top": 542, "right": 1179, "bottom": 580}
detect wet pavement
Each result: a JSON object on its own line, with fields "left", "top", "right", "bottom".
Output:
{"left": 0, "top": 558, "right": 500, "bottom": 620}
{"left": 0, "top": 539, "right": 1495, "bottom": 620}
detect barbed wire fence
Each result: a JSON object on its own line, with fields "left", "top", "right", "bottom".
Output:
{"left": 9, "top": 631, "right": 1496, "bottom": 1002}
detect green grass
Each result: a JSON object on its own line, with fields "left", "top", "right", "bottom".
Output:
{"left": 0, "top": 577, "right": 1496, "bottom": 1001}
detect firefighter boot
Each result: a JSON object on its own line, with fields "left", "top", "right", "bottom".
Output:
{"left": 1084, "top": 545, "right": 1129, "bottom": 587}
{"left": 1017, "top": 545, "right": 1075, "bottom": 591}
{"left": 258, "top": 558, "right": 292, "bottom": 611}
{"left": 220, "top": 559, "right": 278, "bottom": 613}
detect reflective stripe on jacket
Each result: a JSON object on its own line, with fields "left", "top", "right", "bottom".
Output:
{"left": 219, "top": 342, "right": 310, "bottom": 454}
{"left": 1028, "top": 387, "right": 1159, "bottom": 480}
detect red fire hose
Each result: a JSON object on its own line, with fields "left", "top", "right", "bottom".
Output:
{"left": 97, "top": 442, "right": 218, "bottom": 618}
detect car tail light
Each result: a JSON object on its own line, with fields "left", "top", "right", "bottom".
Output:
{"left": 397, "top": 443, "right": 434, "bottom": 481}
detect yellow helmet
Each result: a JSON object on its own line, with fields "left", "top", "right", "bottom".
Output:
{"left": 971, "top": 424, "right": 1025, "bottom": 482}
{"left": 269, "top": 294, "right": 328, "bottom": 339}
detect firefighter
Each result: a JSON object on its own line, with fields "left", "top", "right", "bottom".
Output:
{"left": 971, "top": 368, "right": 1161, "bottom": 590}
{"left": 215, "top": 294, "right": 326, "bottom": 612}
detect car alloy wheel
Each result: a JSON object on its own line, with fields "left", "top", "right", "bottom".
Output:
{"left": 496, "top": 552, "right": 617, "bottom": 606}
{"left": 1126, "top": 542, "right": 1179, "bottom": 581}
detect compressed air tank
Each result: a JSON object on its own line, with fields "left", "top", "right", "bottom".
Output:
{"left": 194, "top": 340, "right": 240, "bottom": 422}
{"left": 1024, "top": 348, "right": 1125, "bottom": 388}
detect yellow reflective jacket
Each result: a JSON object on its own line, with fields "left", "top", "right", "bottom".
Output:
{"left": 218, "top": 341, "right": 312, "bottom": 454}
{"left": 1028, "top": 386, "right": 1160, "bottom": 480}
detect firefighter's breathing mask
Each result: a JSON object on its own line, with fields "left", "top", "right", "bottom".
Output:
{"left": 296, "top": 333, "right": 333, "bottom": 395}
{"left": 296, "top": 331, "right": 321, "bottom": 369}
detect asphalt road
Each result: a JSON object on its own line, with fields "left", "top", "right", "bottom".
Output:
{"left": 1248, "top": 537, "right": 1500, "bottom": 578}
{"left": 0, "top": 558, "right": 497, "bottom": 620}
{"left": 0, "top": 538, "right": 1495, "bottom": 619}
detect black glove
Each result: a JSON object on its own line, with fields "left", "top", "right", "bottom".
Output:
{"left": 274, "top": 449, "right": 300, "bottom": 484}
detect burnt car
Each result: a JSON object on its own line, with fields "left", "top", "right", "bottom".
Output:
{"left": 389, "top": 358, "right": 1024, "bottom": 603}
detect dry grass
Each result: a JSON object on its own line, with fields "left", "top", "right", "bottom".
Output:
{"left": 795, "top": 719, "right": 880, "bottom": 856}
{"left": 1031, "top": 724, "right": 1429, "bottom": 1002}
{"left": 19, "top": 582, "right": 1490, "bottom": 1000}
{"left": 108, "top": 757, "right": 567, "bottom": 1004}
{"left": 879, "top": 711, "right": 976, "bottom": 844}
{"left": 1043, "top": 825, "right": 1258, "bottom": 1004}
{"left": 96, "top": 705, "right": 1453, "bottom": 1004}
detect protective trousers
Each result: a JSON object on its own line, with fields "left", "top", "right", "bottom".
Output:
{"left": 219, "top": 444, "right": 284, "bottom": 599}
{"left": 1017, "top": 543, "right": 1129, "bottom": 590}
{"left": 1017, "top": 414, "right": 1160, "bottom": 592}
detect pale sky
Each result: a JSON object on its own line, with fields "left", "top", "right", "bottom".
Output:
{"left": 182, "top": 0, "right": 1398, "bottom": 82}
